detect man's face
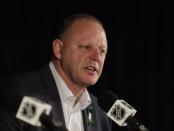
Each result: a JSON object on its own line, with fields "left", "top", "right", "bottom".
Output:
{"left": 59, "top": 19, "right": 107, "bottom": 87}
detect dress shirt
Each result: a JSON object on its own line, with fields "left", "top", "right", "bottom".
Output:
{"left": 49, "top": 62, "right": 92, "bottom": 131}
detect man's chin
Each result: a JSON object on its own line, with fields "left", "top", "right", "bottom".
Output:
{"left": 80, "top": 75, "right": 99, "bottom": 86}
{"left": 84, "top": 79, "right": 98, "bottom": 86}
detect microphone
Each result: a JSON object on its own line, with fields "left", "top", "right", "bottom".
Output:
{"left": 0, "top": 91, "right": 68, "bottom": 131}
{"left": 16, "top": 96, "right": 52, "bottom": 127}
{"left": 16, "top": 96, "right": 68, "bottom": 131}
{"left": 96, "top": 90, "right": 149, "bottom": 131}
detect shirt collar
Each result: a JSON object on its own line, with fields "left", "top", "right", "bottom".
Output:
{"left": 49, "top": 61, "right": 91, "bottom": 110}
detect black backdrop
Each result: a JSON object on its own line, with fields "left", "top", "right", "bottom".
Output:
{"left": 0, "top": 0, "right": 173, "bottom": 131}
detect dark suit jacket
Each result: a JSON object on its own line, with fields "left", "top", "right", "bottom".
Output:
{"left": 0, "top": 63, "right": 112, "bottom": 131}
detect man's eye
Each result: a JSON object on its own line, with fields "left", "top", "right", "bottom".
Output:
{"left": 100, "top": 49, "right": 107, "bottom": 55}
{"left": 79, "top": 45, "right": 90, "bottom": 50}
{"left": 84, "top": 45, "right": 90, "bottom": 49}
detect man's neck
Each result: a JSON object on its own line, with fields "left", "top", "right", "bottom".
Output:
{"left": 51, "top": 60, "right": 86, "bottom": 97}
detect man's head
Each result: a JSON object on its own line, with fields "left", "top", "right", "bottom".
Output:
{"left": 52, "top": 13, "right": 108, "bottom": 95}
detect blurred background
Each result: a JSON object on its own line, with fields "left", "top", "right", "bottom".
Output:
{"left": 0, "top": 0, "right": 173, "bottom": 131}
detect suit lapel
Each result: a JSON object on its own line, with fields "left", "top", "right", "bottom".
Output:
{"left": 39, "top": 63, "right": 66, "bottom": 127}
{"left": 38, "top": 63, "right": 102, "bottom": 131}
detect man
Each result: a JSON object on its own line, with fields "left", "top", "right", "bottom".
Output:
{"left": 0, "top": 13, "right": 111, "bottom": 131}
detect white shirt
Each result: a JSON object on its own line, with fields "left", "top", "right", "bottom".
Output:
{"left": 49, "top": 62, "right": 92, "bottom": 131}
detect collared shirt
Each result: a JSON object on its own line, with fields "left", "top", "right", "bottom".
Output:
{"left": 49, "top": 62, "right": 92, "bottom": 131}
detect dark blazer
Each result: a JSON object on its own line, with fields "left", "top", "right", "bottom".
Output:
{"left": 0, "top": 63, "right": 111, "bottom": 131}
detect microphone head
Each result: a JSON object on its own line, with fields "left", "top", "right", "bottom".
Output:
{"left": 95, "top": 89, "right": 119, "bottom": 112}
{"left": 0, "top": 88, "right": 23, "bottom": 113}
{"left": 93, "top": 89, "right": 137, "bottom": 126}
{"left": 16, "top": 96, "right": 52, "bottom": 127}
{"left": 0, "top": 86, "right": 52, "bottom": 127}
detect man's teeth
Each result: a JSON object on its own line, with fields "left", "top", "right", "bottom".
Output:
{"left": 87, "top": 66, "right": 96, "bottom": 71}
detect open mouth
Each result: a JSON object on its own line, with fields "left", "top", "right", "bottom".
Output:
{"left": 86, "top": 66, "right": 97, "bottom": 72}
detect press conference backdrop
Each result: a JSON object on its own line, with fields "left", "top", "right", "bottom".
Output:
{"left": 0, "top": 0, "right": 173, "bottom": 131}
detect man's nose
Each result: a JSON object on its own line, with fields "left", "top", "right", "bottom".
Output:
{"left": 90, "top": 48, "right": 101, "bottom": 61}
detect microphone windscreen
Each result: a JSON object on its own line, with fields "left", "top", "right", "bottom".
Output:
{"left": 0, "top": 87, "right": 23, "bottom": 113}
{"left": 95, "top": 90, "right": 119, "bottom": 112}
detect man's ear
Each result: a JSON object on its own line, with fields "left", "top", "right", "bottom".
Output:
{"left": 52, "top": 39, "right": 63, "bottom": 60}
